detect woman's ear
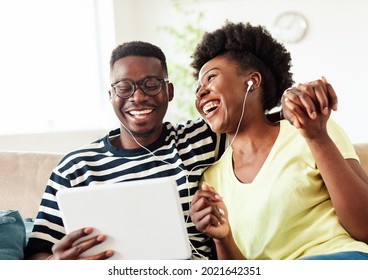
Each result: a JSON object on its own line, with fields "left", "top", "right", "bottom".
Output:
{"left": 246, "top": 72, "right": 262, "bottom": 91}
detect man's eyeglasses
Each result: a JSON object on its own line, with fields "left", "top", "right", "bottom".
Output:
{"left": 111, "top": 77, "right": 169, "bottom": 99}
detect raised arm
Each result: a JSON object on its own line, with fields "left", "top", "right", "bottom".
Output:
{"left": 283, "top": 78, "right": 368, "bottom": 242}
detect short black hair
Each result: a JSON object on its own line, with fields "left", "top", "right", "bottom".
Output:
{"left": 191, "top": 21, "right": 294, "bottom": 111}
{"left": 110, "top": 41, "right": 168, "bottom": 76}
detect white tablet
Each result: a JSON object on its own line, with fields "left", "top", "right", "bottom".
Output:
{"left": 56, "top": 177, "right": 191, "bottom": 260}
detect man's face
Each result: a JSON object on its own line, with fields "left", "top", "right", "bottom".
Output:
{"left": 110, "top": 56, "right": 173, "bottom": 145}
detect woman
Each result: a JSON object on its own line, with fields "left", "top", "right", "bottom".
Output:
{"left": 189, "top": 21, "right": 368, "bottom": 260}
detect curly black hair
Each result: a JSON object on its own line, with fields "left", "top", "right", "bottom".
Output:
{"left": 110, "top": 41, "right": 168, "bottom": 77}
{"left": 191, "top": 21, "right": 294, "bottom": 111}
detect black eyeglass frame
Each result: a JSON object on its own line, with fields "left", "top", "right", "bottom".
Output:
{"left": 111, "top": 77, "right": 169, "bottom": 99}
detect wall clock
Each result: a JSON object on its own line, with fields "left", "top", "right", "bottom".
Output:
{"left": 273, "top": 12, "right": 308, "bottom": 43}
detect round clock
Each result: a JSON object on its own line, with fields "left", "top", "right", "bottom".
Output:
{"left": 273, "top": 12, "right": 308, "bottom": 43}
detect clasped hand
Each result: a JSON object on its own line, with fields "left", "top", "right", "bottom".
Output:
{"left": 281, "top": 77, "right": 338, "bottom": 139}
{"left": 189, "top": 182, "right": 230, "bottom": 240}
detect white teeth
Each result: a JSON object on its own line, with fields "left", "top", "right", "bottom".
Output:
{"left": 203, "top": 101, "right": 219, "bottom": 115}
{"left": 130, "top": 109, "right": 153, "bottom": 115}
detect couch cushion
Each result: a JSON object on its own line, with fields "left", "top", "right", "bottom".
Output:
{"left": 0, "top": 210, "right": 26, "bottom": 260}
{"left": 0, "top": 151, "right": 63, "bottom": 218}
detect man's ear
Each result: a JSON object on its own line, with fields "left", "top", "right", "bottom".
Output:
{"left": 167, "top": 82, "right": 174, "bottom": 102}
{"left": 108, "top": 90, "right": 113, "bottom": 102}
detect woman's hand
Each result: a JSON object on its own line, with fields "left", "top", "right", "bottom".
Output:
{"left": 189, "top": 182, "right": 229, "bottom": 240}
{"left": 281, "top": 77, "right": 338, "bottom": 139}
{"left": 282, "top": 77, "right": 337, "bottom": 128}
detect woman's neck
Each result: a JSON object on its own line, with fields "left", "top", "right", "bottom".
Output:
{"left": 229, "top": 118, "right": 279, "bottom": 151}
{"left": 229, "top": 121, "right": 280, "bottom": 184}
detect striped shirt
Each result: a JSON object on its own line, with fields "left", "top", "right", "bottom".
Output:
{"left": 25, "top": 119, "right": 223, "bottom": 259}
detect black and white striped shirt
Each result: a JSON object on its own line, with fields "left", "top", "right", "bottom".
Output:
{"left": 25, "top": 119, "right": 224, "bottom": 259}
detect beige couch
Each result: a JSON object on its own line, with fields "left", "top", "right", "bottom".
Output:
{"left": 1, "top": 151, "right": 63, "bottom": 218}
{"left": 1, "top": 144, "right": 368, "bottom": 219}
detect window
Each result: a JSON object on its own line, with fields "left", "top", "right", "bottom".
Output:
{"left": 0, "top": 0, "right": 116, "bottom": 135}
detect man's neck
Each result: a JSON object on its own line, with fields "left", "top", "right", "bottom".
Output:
{"left": 112, "top": 125, "right": 163, "bottom": 149}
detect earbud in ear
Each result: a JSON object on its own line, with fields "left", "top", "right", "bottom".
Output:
{"left": 246, "top": 80, "right": 254, "bottom": 92}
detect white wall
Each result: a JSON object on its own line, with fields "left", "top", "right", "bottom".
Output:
{"left": 1, "top": 0, "right": 366, "bottom": 152}
{"left": 114, "top": 0, "right": 368, "bottom": 143}
{"left": 0, "top": 130, "right": 108, "bottom": 153}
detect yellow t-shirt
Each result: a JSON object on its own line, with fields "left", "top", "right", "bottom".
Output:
{"left": 201, "top": 119, "right": 368, "bottom": 259}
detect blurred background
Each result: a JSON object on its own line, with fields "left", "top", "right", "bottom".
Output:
{"left": 1, "top": 0, "right": 367, "bottom": 152}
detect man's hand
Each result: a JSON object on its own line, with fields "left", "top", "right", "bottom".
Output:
{"left": 48, "top": 227, "right": 113, "bottom": 260}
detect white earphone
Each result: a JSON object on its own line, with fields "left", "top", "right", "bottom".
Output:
{"left": 246, "top": 80, "right": 254, "bottom": 92}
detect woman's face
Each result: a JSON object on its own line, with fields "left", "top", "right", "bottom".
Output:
{"left": 195, "top": 56, "right": 249, "bottom": 134}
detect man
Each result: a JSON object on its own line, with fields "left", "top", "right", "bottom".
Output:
{"left": 25, "top": 41, "right": 223, "bottom": 260}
